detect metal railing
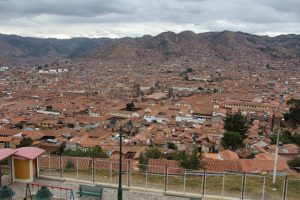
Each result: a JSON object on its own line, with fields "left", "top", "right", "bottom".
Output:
{"left": 39, "top": 154, "right": 300, "bottom": 200}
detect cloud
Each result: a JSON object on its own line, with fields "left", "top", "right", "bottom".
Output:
{"left": 0, "top": 0, "right": 299, "bottom": 38}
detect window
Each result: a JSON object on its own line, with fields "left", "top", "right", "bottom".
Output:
{"left": 0, "top": 141, "right": 10, "bottom": 148}
{"left": 4, "top": 142, "right": 10, "bottom": 148}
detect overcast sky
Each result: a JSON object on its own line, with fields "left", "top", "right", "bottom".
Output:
{"left": 0, "top": 0, "right": 299, "bottom": 38}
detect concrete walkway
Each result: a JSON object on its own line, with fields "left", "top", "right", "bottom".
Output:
{"left": 2, "top": 176, "right": 188, "bottom": 200}
{"left": 2, "top": 175, "right": 236, "bottom": 200}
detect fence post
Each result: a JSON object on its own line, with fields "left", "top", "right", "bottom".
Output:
{"left": 222, "top": 172, "right": 225, "bottom": 197}
{"left": 76, "top": 158, "right": 79, "bottom": 180}
{"left": 92, "top": 157, "right": 95, "bottom": 182}
{"left": 262, "top": 176, "right": 266, "bottom": 200}
{"left": 146, "top": 170, "right": 148, "bottom": 188}
{"left": 282, "top": 175, "right": 288, "bottom": 200}
{"left": 183, "top": 169, "right": 186, "bottom": 193}
{"left": 127, "top": 160, "right": 130, "bottom": 187}
{"left": 110, "top": 161, "right": 112, "bottom": 183}
{"left": 60, "top": 155, "right": 62, "bottom": 179}
{"left": 202, "top": 170, "right": 206, "bottom": 195}
{"left": 241, "top": 172, "right": 246, "bottom": 200}
{"left": 164, "top": 163, "right": 168, "bottom": 192}
{"left": 49, "top": 154, "right": 51, "bottom": 176}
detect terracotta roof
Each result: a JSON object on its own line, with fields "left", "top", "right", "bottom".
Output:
{"left": 13, "top": 147, "right": 45, "bottom": 160}
{"left": 219, "top": 150, "right": 239, "bottom": 160}
{"left": 255, "top": 153, "right": 274, "bottom": 160}
{"left": 148, "top": 159, "right": 183, "bottom": 174}
{"left": 0, "top": 147, "right": 45, "bottom": 160}
{"left": 203, "top": 160, "right": 242, "bottom": 172}
{"left": 204, "top": 153, "right": 218, "bottom": 160}
{"left": 0, "top": 149, "right": 17, "bottom": 160}
{"left": 239, "top": 159, "right": 289, "bottom": 173}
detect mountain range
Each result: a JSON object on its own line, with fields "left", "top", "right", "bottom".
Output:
{"left": 0, "top": 31, "right": 300, "bottom": 66}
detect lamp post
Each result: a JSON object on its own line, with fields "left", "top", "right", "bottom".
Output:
{"left": 117, "top": 121, "right": 133, "bottom": 200}
{"left": 273, "top": 117, "right": 284, "bottom": 184}
{"left": 117, "top": 126, "right": 123, "bottom": 200}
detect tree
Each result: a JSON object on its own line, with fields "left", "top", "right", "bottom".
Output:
{"left": 18, "top": 137, "right": 33, "bottom": 147}
{"left": 125, "top": 120, "right": 133, "bottom": 135}
{"left": 110, "top": 118, "right": 117, "bottom": 131}
{"left": 126, "top": 103, "right": 135, "bottom": 111}
{"left": 138, "top": 148, "right": 162, "bottom": 171}
{"left": 246, "top": 152, "right": 257, "bottom": 159}
{"left": 175, "top": 151, "right": 190, "bottom": 169}
{"left": 221, "top": 131, "right": 243, "bottom": 150}
{"left": 224, "top": 112, "right": 248, "bottom": 137}
{"left": 189, "top": 149, "right": 201, "bottom": 169}
{"left": 168, "top": 149, "right": 202, "bottom": 170}
{"left": 145, "top": 147, "right": 162, "bottom": 159}
{"left": 186, "top": 68, "right": 193, "bottom": 73}
{"left": 288, "top": 156, "right": 300, "bottom": 169}
{"left": 65, "top": 159, "right": 75, "bottom": 170}
{"left": 284, "top": 99, "right": 300, "bottom": 128}
{"left": 271, "top": 130, "right": 294, "bottom": 144}
{"left": 270, "top": 131, "right": 300, "bottom": 147}
{"left": 89, "top": 146, "right": 108, "bottom": 158}
{"left": 138, "top": 153, "right": 147, "bottom": 171}
{"left": 57, "top": 143, "right": 66, "bottom": 155}
{"left": 46, "top": 105, "right": 53, "bottom": 111}
{"left": 64, "top": 146, "right": 108, "bottom": 158}
{"left": 167, "top": 142, "right": 177, "bottom": 150}
{"left": 15, "top": 121, "right": 25, "bottom": 129}
{"left": 293, "top": 134, "right": 300, "bottom": 146}
{"left": 67, "top": 123, "right": 75, "bottom": 128}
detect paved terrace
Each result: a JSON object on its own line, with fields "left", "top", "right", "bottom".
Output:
{"left": 2, "top": 175, "right": 233, "bottom": 200}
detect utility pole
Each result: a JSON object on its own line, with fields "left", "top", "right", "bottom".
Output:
{"left": 273, "top": 117, "right": 282, "bottom": 184}
{"left": 117, "top": 120, "right": 132, "bottom": 200}
{"left": 118, "top": 127, "right": 123, "bottom": 200}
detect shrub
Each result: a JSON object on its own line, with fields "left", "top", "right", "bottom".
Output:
{"left": 65, "top": 159, "right": 75, "bottom": 170}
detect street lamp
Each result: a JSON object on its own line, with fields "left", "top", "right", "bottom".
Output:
{"left": 117, "top": 126, "right": 123, "bottom": 200}
{"left": 117, "top": 120, "right": 133, "bottom": 200}
{"left": 273, "top": 117, "right": 284, "bottom": 184}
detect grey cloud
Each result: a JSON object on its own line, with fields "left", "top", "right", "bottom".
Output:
{"left": 0, "top": 0, "right": 299, "bottom": 38}
{"left": 0, "top": 0, "right": 136, "bottom": 17}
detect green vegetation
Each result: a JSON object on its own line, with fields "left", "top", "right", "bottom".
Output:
{"left": 18, "top": 137, "right": 33, "bottom": 147}
{"left": 109, "top": 118, "right": 117, "bottom": 131}
{"left": 246, "top": 152, "right": 257, "bottom": 159}
{"left": 64, "top": 147, "right": 108, "bottom": 158}
{"left": 15, "top": 121, "right": 25, "bottom": 129}
{"left": 138, "top": 153, "right": 147, "bottom": 171}
{"left": 65, "top": 159, "right": 75, "bottom": 169}
{"left": 270, "top": 130, "right": 300, "bottom": 146}
{"left": 224, "top": 112, "right": 248, "bottom": 137}
{"left": 145, "top": 147, "right": 162, "bottom": 159}
{"left": 170, "top": 149, "right": 202, "bottom": 170}
{"left": 186, "top": 67, "right": 193, "bottom": 73}
{"left": 126, "top": 102, "right": 135, "bottom": 111}
{"left": 167, "top": 142, "right": 178, "bottom": 150}
{"left": 139, "top": 147, "right": 202, "bottom": 170}
{"left": 67, "top": 123, "right": 75, "bottom": 128}
{"left": 284, "top": 99, "right": 300, "bottom": 128}
{"left": 181, "top": 149, "right": 201, "bottom": 170}
{"left": 221, "top": 131, "right": 243, "bottom": 150}
{"left": 288, "top": 155, "right": 300, "bottom": 169}
{"left": 46, "top": 105, "right": 53, "bottom": 111}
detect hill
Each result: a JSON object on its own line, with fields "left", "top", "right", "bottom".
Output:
{"left": 0, "top": 31, "right": 300, "bottom": 67}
